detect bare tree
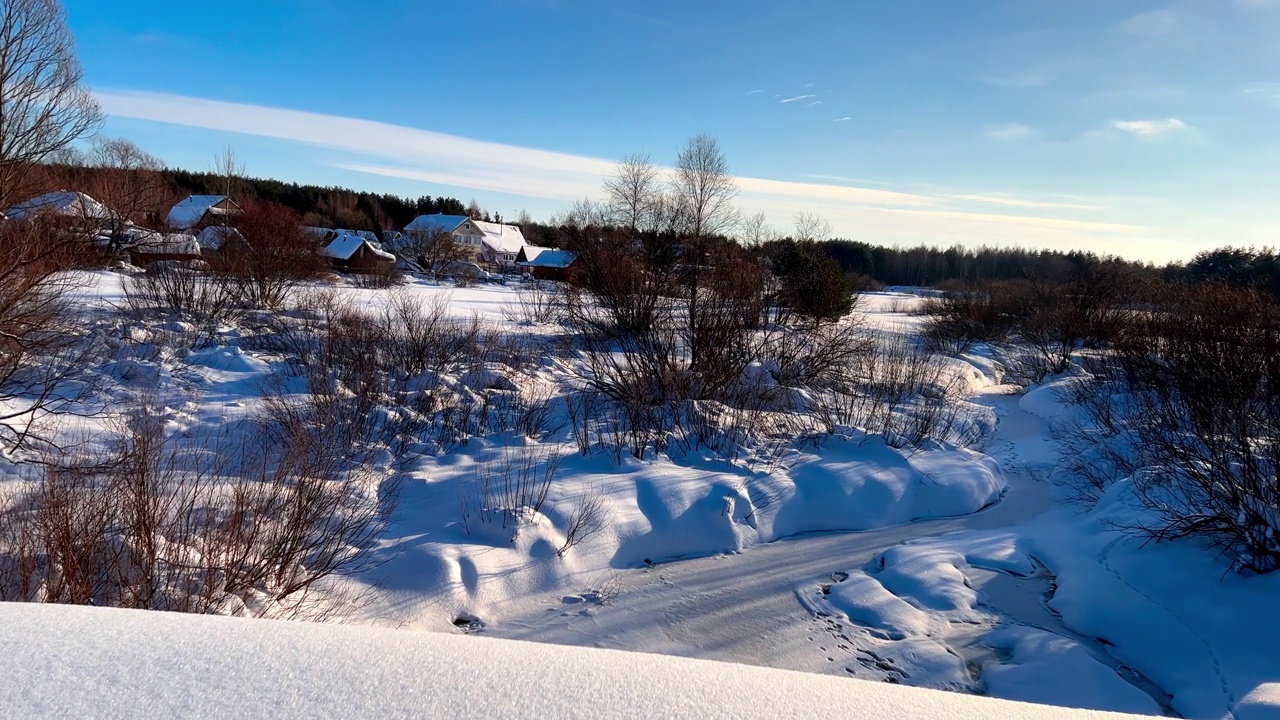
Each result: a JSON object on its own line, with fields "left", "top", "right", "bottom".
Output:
{"left": 553, "top": 197, "right": 611, "bottom": 230}
{"left": 671, "top": 134, "right": 738, "bottom": 239}
{"left": 738, "top": 211, "right": 778, "bottom": 246}
{"left": 604, "top": 152, "right": 662, "bottom": 233}
{"left": 400, "top": 227, "right": 473, "bottom": 277}
{"left": 226, "top": 201, "right": 328, "bottom": 308}
{"left": 211, "top": 145, "right": 245, "bottom": 202}
{"left": 0, "top": 0, "right": 104, "bottom": 209}
{"left": 794, "top": 211, "right": 832, "bottom": 243}
{"left": 84, "top": 138, "right": 168, "bottom": 255}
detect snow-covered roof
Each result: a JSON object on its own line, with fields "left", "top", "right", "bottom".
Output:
{"left": 304, "top": 225, "right": 336, "bottom": 240}
{"left": 5, "top": 190, "right": 112, "bottom": 222}
{"left": 322, "top": 232, "right": 396, "bottom": 261}
{"left": 130, "top": 230, "right": 201, "bottom": 255}
{"left": 518, "top": 245, "right": 577, "bottom": 269}
{"left": 405, "top": 214, "right": 471, "bottom": 235}
{"left": 196, "top": 225, "right": 247, "bottom": 252}
{"left": 307, "top": 227, "right": 381, "bottom": 247}
{"left": 473, "top": 219, "right": 527, "bottom": 254}
{"left": 166, "top": 195, "right": 241, "bottom": 230}
{"left": 0, "top": 603, "right": 1144, "bottom": 720}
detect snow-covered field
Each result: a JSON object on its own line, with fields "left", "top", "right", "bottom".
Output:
{"left": 3, "top": 275, "right": 1278, "bottom": 719}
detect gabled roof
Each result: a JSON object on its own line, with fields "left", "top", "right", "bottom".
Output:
{"left": 196, "top": 226, "right": 248, "bottom": 252}
{"left": 130, "top": 230, "right": 201, "bottom": 255}
{"left": 517, "top": 246, "right": 577, "bottom": 269}
{"left": 404, "top": 214, "right": 472, "bottom": 235}
{"left": 5, "top": 191, "right": 112, "bottom": 222}
{"left": 321, "top": 232, "right": 396, "bottom": 261}
{"left": 166, "top": 195, "right": 241, "bottom": 230}
{"left": 473, "top": 220, "right": 527, "bottom": 254}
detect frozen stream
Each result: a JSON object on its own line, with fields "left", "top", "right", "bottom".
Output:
{"left": 489, "top": 387, "right": 1178, "bottom": 715}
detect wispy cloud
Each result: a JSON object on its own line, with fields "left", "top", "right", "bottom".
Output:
{"left": 780, "top": 94, "right": 816, "bottom": 103}
{"left": 746, "top": 89, "right": 763, "bottom": 95}
{"left": 986, "top": 122, "right": 1036, "bottom": 140}
{"left": 1244, "top": 82, "right": 1280, "bottom": 108}
{"left": 808, "top": 101, "right": 823, "bottom": 107}
{"left": 1110, "top": 118, "right": 1191, "bottom": 140}
{"left": 95, "top": 90, "right": 1150, "bottom": 254}
{"left": 946, "top": 194, "right": 1101, "bottom": 211}
{"left": 833, "top": 117, "right": 852, "bottom": 122}
{"left": 1119, "top": 10, "right": 1181, "bottom": 35}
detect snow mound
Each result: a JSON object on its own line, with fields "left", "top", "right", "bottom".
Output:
{"left": 771, "top": 435, "right": 1004, "bottom": 538}
{"left": 1235, "top": 685, "right": 1280, "bottom": 720}
{"left": 187, "top": 346, "right": 270, "bottom": 374}
{"left": 0, "top": 603, "right": 1149, "bottom": 719}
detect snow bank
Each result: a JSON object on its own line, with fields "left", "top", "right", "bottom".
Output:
{"left": 1027, "top": 483, "right": 1280, "bottom": 719}
{"left": 0, "top": 603, "right": 1147, "bottom": 719}
{"left": 771, "top": 435, "right": 1004, "bottom": 538}
{"left": 982, "top": 626, "right": 1166, "bottom": 715}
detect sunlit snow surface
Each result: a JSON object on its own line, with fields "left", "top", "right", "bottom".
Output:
{"left": 9, "top": 275, "right": 1278, "bottom": 719}
{"left": 0, "top": 602, "right": 1148, "bottom": 719}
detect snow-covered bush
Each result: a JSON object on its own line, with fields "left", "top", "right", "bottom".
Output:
{"left": 0, "top": 398, "right": 397, "bottom": 618}
{"left": 1068, "top": 282, "right": 1280, "bottom": 572}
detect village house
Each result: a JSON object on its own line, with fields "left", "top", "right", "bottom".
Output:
{"left": 401, "top": 214, "right": 486, "bottom": 260}
{"left": 516, "top": 245, "right": 578, "bottom": 281}
{"left": 5, "top": 190, "right": 113, "bottom": 229}
{"left": 196, "top": 225, "right": 250, "bottom": 255}
{"left": 472, "top": 219, "right": 528, "bottom": 267}
{"left": 321, "top": 231, "right": 396, "bottom": 274}
{"left": 127, "top": 229, "right": 202, "bottom": 265}
{"left": 165, "top": 195, "right": 243, "bottom": 232}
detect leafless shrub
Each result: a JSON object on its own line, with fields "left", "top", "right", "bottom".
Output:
{"left": 512, "top": 382, "right": 564, "bottom": 441}
{"left": 0, "top": 397, "right": 398, "bottom": 618}
{"left": 1074, "top": 283, "right": 1280, "bottom": 572}
{"left": 503, "top": 281, "right": 562, "bottom": 326}
{"left": 351, "top": 263, "right": 403, "bottom": 289}
{"left": 884, "top": 296, "right": 918, "bottom": 315}
{"left": 557, "top": 486, "right": 605, "bottom": 557}
{"left": 470, "top": 445, "right": 561, "bottom": 533}
{"left": 0, "top": 220, "right": 101, "bottom": 452}
{"left": 564, "top": 390, "right": 602, "bottom": 456}
{"left": 1054, "top": 358, "right": 1146, "bottom": 506}
{"left": 814, "top": 331, "right": 972, "bottom": 450}
{"left": 123, "top": 263, "right": 241, "bottom": 323}
{"left": 921, "top": 282, "right": 1026, "bottom": 354}
{"left": 221, "top": 201, "right": 328, "bottom": 309}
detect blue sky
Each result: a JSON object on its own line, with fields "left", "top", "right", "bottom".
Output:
{"left": 64, "top": 0, "right": 1280, "bottom": 262}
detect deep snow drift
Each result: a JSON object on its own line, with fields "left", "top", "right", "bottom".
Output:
{"left": 0, "top": 602, "right": 1150, "bottom": 719}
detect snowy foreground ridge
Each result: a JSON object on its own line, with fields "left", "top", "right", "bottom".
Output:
{"left": 0, "top": 603, "right": 1147, "bottom": 720}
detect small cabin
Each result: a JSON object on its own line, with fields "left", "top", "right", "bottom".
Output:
{"left": 166, "top": 195, "right": 243, "bottom": 231}
{"left": 516, "top": 246, "right": 578, "bottom": 281}
{"left": 322, "top": 232, "right": 396, "bottom": 273}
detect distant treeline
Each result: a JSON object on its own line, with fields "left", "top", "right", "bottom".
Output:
{"left": 811, "top": 240, "right": 1163, "bottom": 288}
{"left": 810, "top": 240, "right": 1280, "bottom": 297}
{"left": 168, "top": 169, "right": 469, "bottom": 232}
